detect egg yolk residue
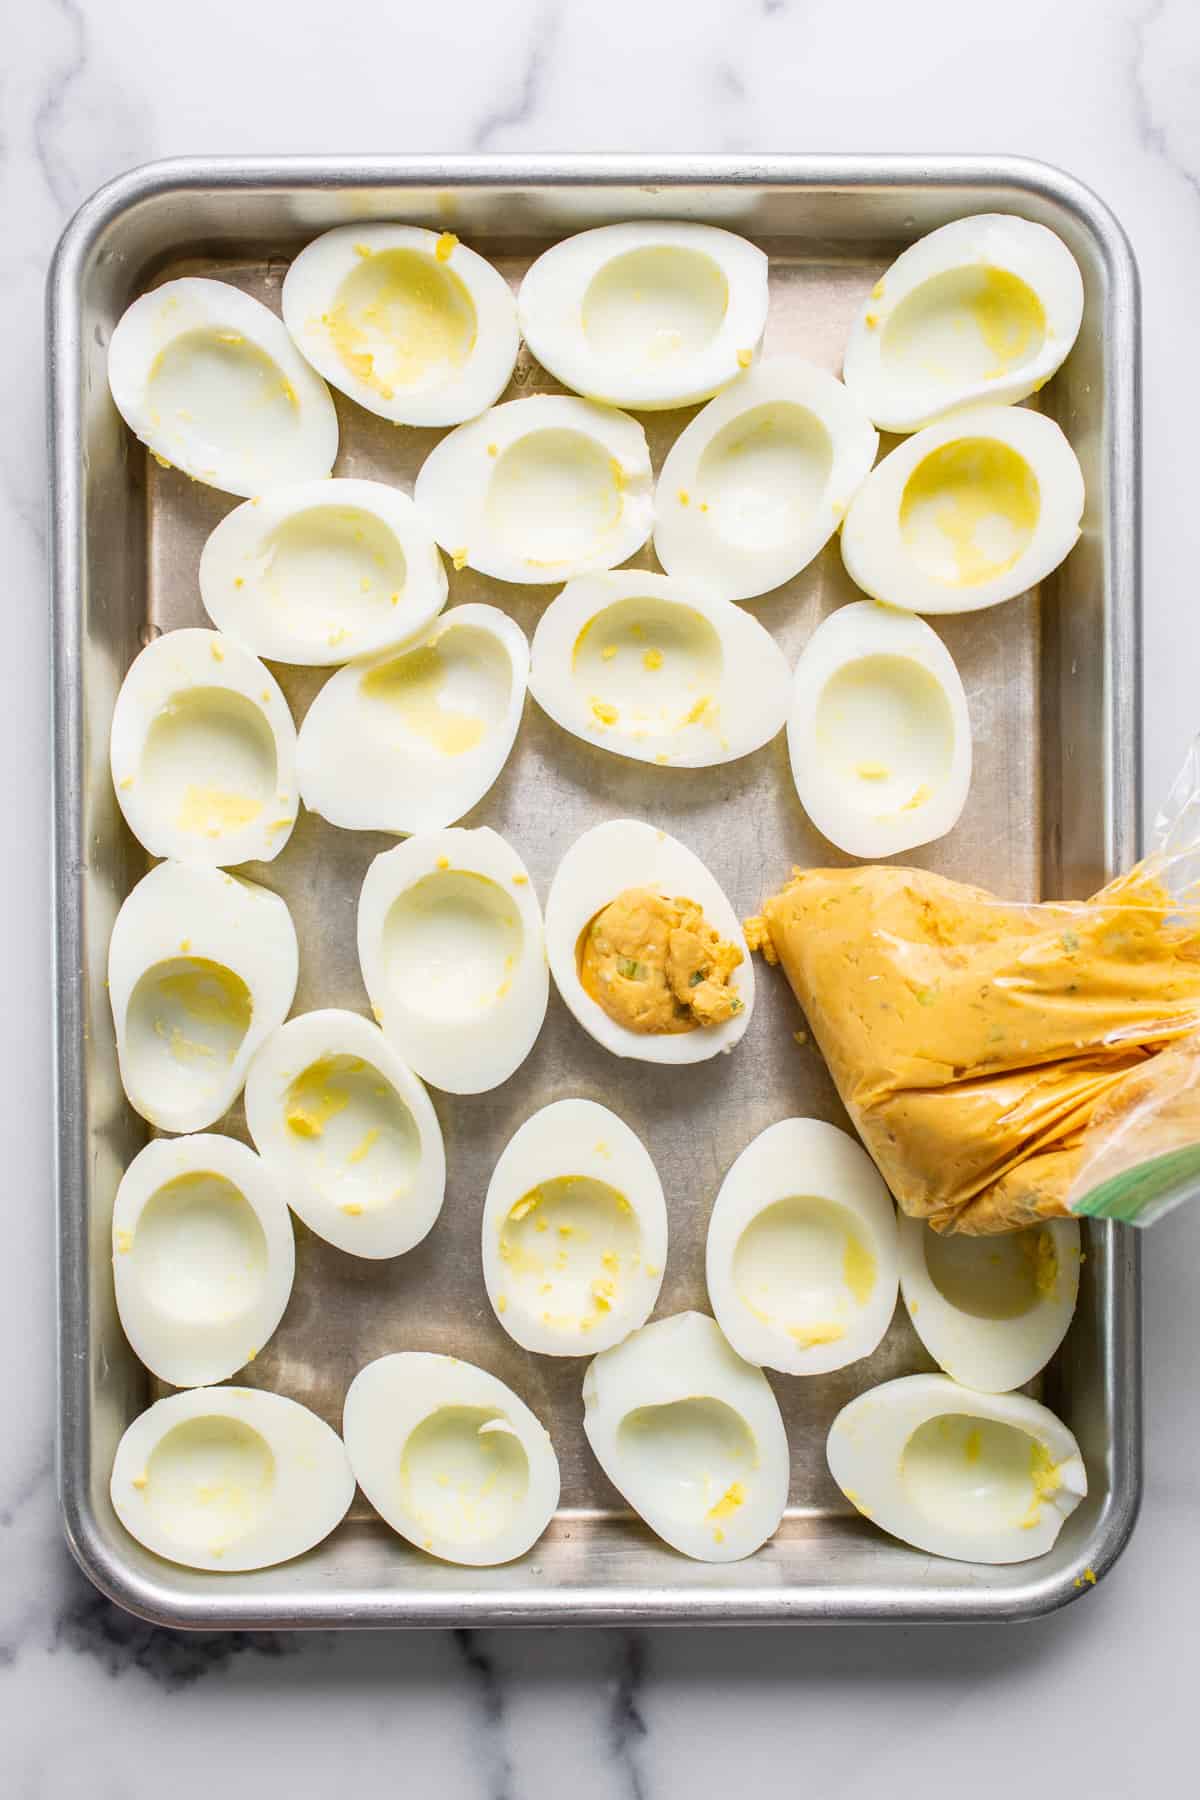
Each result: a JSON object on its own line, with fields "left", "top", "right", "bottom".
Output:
{"left": 746, "top": 859, "right": 1200, "bottom": 1233}
{"left": 579, "top": 887, "right": 743, "bottom": 1034}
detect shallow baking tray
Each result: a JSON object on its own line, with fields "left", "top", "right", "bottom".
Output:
{"left": 49, "top": 154, "right": 1142, "bottom": 1628}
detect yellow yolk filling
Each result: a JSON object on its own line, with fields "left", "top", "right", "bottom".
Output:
{"left": 578, "top": 886, "right": 743, "bottom": 1035}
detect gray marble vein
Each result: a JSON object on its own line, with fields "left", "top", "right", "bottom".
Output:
{"left": 31, "top": 0, "right": 87, "bottom": 212}
{"left": 454, "top": 1629, "right": 516, "bottom": 1800}
{"left": 471, "top": 0, "right": 564, "bottom": 152}
{"left": 608, "top": 1633, "right": 649, "bottom": 1800}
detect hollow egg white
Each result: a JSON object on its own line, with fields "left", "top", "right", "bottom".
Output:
{"left": 281, "top": 224, "right": 519, "bottom": 427}
{"left": 654, "top": 357, "right": 879, "bottom": 601}
{"left": 842, "top": 214, "right": 1084, "bottom": 432}
{"left": 343, "top": 1353, "right": 560, "bottom": 1566}
{"left": 199, "top": 478, "right": 447, "bottom": 666}
{"left": 296, "top": 603, "right": 528, "bottom": 835}
{"left": 898, "top": 1212, "right": 1081, "bottom": 1394}
{"left": 582, "top": 1311, "right": 790, "bottom": 1562}
{"left": 111, "top": 1386, "right": 354, "bottom": 1572}
{"left": 112, "top": 1133, "right": 295, "bottom": 1389}
{"left": 110, "top": 628, "right": 299, "bottom": 868}
{"left": 544, "top": 819, "right": 754, "bottom": 1066}
{"left": 356, "top": 827, "right": 547, "bottom": 1096}
{"left": 481, "top": 1098, "right": 667, "bottom": 1355}
{"left": 412, "top": 394, "right": 652, "bottom": 584}
{"left": 107, "top": 277, "right": 337, "bottom": 497}
{"left": 244, "top": 1008, "right": 445, "bottom": 1259}
{"left": 840, "top": 405, "right": 1084, "bottom": 615}
{"left": 706, "top": 1118, "right": 899, "bottom": 1376}
{"left": 787, "top": 600, "right": 971, "bottom": 859}
{"left": 826, "top": 1373, "right": 1087, "bottom": 1564}
{"left": 528, "top": 570, "right": 791, "bottom": 768}
{"left": 519, "top": 221, "right": 769, "bottom": 410}
{"left": 108, "top": 861, "right": 299, "bottom": 1135}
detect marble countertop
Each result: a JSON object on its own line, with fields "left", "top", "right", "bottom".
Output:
{"left": 6, "top": 0, "right": 1199, "bottom": 1792}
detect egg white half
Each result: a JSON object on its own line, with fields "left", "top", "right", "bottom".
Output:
{"left": 343, "top": 1353, "right": 560, "bottom": 1566}
{"left": 296, "top": 603, "right": 528, "bottom": 835}
{"left": 199, "top": 478, "right": 448, "bottom": 666}
{"left": 107, "top": 277, "right": 337, "bottom": 497}
{"left": 112, "top": 1133, "right": 295, "bottom": 1389}
{"left": 529, "top": 570, "right": 791, "bottom": 768}
{"left": 108, "top": 861, "right": 299, "bottom": 1134}
{"left": 244, "top": 1008, "right": 446, "bottom": 1259}
{"left": 482, "top": 1098, "right": 668, "bottom": 1355}
{"left": 654, "top": 357, "right": 878, "bottom": 601}
{"left": 787, "top": 600, "right": 972, "bottom": 859}
{"left": 706, "top": 1118, "right": 899, "bottom": 1376}
{"left": 282, "top": 224, "right": 519, "bottom": 427}
{"left": 842, "top": 214, "right": 1084, "bottom": 432}
{"left": 111, "top": 1386, "right": 354, "bottom": 1572}
{"left": 412, "top": 394, "right": 653, "bottom": 584}
{"left": 357, "top": 827, "right": 547, "bottom": 1096}
{"left": 840, "top": 405, "right": 1084, "bottom": 615}
{"left": 898, "top": 1212, "right": 1081, "bottom": 1393}
{"left": 519, "top": 221, "right": 769, "bottom": 410}
{"left": 110, "top": 628, "right": 299, "bottom": 868}
{"left": 826, "top": 1373, "right": 1087, "bottom": 1564}
{"left": 583, "top": 1311, "right": 790, "bottom": 1562}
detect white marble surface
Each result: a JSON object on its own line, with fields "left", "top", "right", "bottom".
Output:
{"left": 5, "top": 0, "right": 1200, "bottom": 1792}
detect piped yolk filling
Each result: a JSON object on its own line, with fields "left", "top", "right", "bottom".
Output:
{"left": 578, "top": 886, "right": 743, "bottom": 1034}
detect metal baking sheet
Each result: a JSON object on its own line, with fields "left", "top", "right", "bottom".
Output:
{"left": 49, "top": 155, "right": 1142, "bottom": 1628}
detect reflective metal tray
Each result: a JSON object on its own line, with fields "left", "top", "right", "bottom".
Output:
{"left": 48, "top": 155, "right": 1142, "bottom": 1628}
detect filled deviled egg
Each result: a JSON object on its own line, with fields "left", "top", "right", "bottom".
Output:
{"left": 545, "top": 820, "right": 754, "bottom": 1065}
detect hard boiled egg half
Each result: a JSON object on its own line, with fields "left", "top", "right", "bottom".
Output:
{"left": 357, "top": 828, "right": 547, "bottom": 1095}
{"left": 112, "top": 1134, "right": 295, "bottom": 1389}
{"left": 244, "top": 1009, "right": 445, "bottom": 1259}
{"left": 898, "top": 1212, "right": 1081, "bottom": 1393}
{"left": 343, "top": 1353, "right": 560, "bottom": 1566}
{"left": 706, "top": 1118, "right": 899, "bottom": 1376}
{"left": 412, "top": 395, "right": 652, "bottom": 584}
{"left": 788, "top": 601, "right": 971, "bottom": 859}
{"left": 654, "top": 357, "right": 878, "bottom": 602}
{"left": 108, "top": 861, "right": 298, "bottom": 1134}
{"left": 529, "top": 571, "right": 791, "bottom": 768}
{"left": 545, "top": 819, "right": 754, "bottom": 1066}
{"left": 107, "top": 277, "right": 337, "bottom": 497}
{"left": 111, "top": 628, "right": 298, "bottom": 868}
{"left": 840, "top": 406, "right": 1084, "bottom": 615}
{"left": 199, "top": 478, "right": 447, "bottom": 666}
{"left": 111, "top": 1386, "right": 354, "bottom": 1572}
{"left": 281, "top": 224, "right": 519, "bottom": 427}
{"left": 583, "top": 1311, "right": 789, "bottom": 1562}
{"left": 482, "top": 1099, "right": 667, "bottom": 1355}
{"left": 519, "top": 221, "right": 769, "bottom": 410}
{"left": 296, "top": 604, "right": 528, "bottom": 835}
{"left": 826, "top": 1373, "right": 1087, "bottom": 1564}
{"left": 843, "top": 214, "right": 1084, "bottom": 432}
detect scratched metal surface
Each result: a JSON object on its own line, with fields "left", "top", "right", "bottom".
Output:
{"left": 52, "top": 159, "right": 1139, "bottom": 1626}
